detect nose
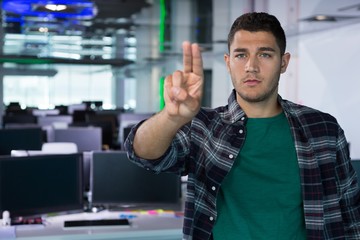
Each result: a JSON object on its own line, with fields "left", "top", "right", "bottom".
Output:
{"left": 245, "top": 56, "right": 259, "bottom": 73}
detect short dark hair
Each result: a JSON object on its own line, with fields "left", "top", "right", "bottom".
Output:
{"left": 227, "top": 12, "right": 286, "bottom": 55}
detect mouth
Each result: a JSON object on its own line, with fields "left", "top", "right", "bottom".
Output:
{"left": 244, "top": 79, "right": 261, "bottom": 86}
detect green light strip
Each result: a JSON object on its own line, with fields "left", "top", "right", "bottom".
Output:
{"left": 159, "top": 0, "right": 166, "bottom": 110}
{"left": 159, "top": 76, "right": 165, "bottom": 110}
{"left": 159, "top": 0, "right": 166, "bottom": 52}
{"left": 0, "top": 58, "right": 53, "bottom": 64}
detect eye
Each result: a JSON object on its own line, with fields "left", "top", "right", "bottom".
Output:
{"left": 259, "top": 53, "right": 272, "bottom": 58}
{"left": 235, "top": 53, "right": 247, "bottom": 59}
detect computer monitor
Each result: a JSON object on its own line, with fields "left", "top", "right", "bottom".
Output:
{"left": 90, "top": 151, "right": 181, "bottom": 209}
{"left": 0, "top": 153, "right": 84, "bottom": 218}
{"left": 52, "top": 127, "right": 102, "bottom": 152}
{"left": 37, "top": 115, "right": 73, "bottom": 127}
{"left": 0, "top": 128, "right": 43, "bottom": 155}
{"left": 2, "top": 114, "right": 38, "bottom": 127}
{"left": 86, "top": 114, "right": 119, "bottom": 149}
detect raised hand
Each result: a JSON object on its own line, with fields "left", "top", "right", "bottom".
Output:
{"left": 164, "top": 41, "right": 204, "bottom": 124}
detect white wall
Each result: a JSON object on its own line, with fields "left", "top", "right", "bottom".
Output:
{"left": 294, "top": 22, "right": 360, "bottom": 158}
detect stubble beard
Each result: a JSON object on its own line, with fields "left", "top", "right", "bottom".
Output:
{"left": 236, "top": 79, "right": 280, "bottom": 103}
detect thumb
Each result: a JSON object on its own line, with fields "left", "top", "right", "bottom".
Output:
{"left": 171, "top": 86, "right": 188, "bottom": 102}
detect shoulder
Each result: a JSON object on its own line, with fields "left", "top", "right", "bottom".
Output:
{"left": 282, "top": 99, "right": 337, "bottom": 122}
{"left": 281, "top": 99, "right": 341, "bottom": 136}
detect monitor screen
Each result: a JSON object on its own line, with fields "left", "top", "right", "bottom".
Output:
{"left": 2, "top": 115, "right": 38, "bottom": 127}
{"left": 90, "top": 151, "right": 181, "bottom": 208}
{"left": 37, "top": 115, "right": 73, "bottom": 127}
{"left": 0, "top": 153, "right": 84, "bottom": 218}
{"left": 53, "top": 127, "right": 102, "bottom": 152}
{"left": 0, "top": 128, "right": 43, "bottom": 155}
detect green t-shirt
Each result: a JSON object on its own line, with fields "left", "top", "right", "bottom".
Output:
{"left": 212, "top": 112, "right": 307, "bottom": 240}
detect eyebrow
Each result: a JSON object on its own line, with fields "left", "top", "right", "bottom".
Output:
{"left": 232, "top": 47, "right": 276, "bottom": 53}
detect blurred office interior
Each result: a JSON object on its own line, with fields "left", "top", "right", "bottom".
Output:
{"left": 0, "top": 0, "right": 360, "bottom": 154}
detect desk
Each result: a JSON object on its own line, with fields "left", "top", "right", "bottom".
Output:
{"left": 1, "top": 210, "right": 183, "bottom": 240}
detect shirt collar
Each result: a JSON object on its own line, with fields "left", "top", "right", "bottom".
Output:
{"left": 226, "top": 90, "right": 292, "bottom": 123}
{"left": 226, "top": 89, "right": 246, "bottom": 123}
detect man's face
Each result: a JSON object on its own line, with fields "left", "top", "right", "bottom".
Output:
{"left": 224, "top": 30, "right": 290, "bottom": 105}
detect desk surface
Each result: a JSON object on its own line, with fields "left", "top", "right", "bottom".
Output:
{"left": 1, "top": 210, "right": 183, "bottom": 240}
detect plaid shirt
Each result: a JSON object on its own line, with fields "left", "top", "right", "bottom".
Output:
{"left": 125, "top": 90, "right": 360, "bottom": 240}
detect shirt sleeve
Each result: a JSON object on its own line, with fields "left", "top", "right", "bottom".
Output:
{"left": 124, "top": 119, "right": 191, "bottom": 175}
{"left": 336, "top": 126, "right": 360, "bottom": 238}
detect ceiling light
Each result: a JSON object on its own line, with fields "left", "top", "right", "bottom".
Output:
{"left": 39, "top": 27, "right": 49, "bottom": 33}
{"left": 301, "top": 15, "right": 337, "bottom": 22}
{"left": 45, "top": 4, "right": 67, "bottom": 11}
{"left": 313, "top": 15, "right": 338, "bottom": 21}
{"left": 314, "top": 15, "right": 328, "bottom": 21}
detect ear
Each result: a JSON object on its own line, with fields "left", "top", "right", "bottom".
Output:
{"left": 280, "top": 52, "right": 291, "bottom": 73}
{"left": 224, "top": 53, "right": 230, "bottom": 72}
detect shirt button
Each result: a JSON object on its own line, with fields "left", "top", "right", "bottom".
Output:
{"left": 241, "top": 117, "right": 245, "bottom": 121}
{"left": 239, "top": 129, "right": 244, "bottom": 134}
{"left": 211, "top": 186, "right": 216, "bottom": 191}
{"left": 229, "top": 154, "right": 234, "bottom": 159}
{"left": 209, "top": 216, "right": 214, "bottom": 221}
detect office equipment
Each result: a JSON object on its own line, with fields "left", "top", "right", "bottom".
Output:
{"left": 4, "top": 123, "right": 40, "bottom": 129}
{"left": 72, "top": 109, "right": 95, "bottom": 123}
{"left": 37, "top": 115, "right": 73, "bottom": 128}
{"left": 9, "top": 150, "right": 93, "bottom": 195}
{"left": 82, "top": 100, "right": 103, "bottom": 110}
{"left": 2, "top": 114, "right": 37, "bottom": 127}
{"left": 67, "top": 103, "right": 87, "bottom": 115}
{"left": 32, "top": 109, "right": 60, "bottom": 117}
{"left": 64, "top": 218, "right": 130, "bottom": 228}
{"left": 52, "top": 127, "right": 102, "bottom": 152}
{"left": 0, "top": 153, "right": 84, "bottom": 218}
{"left": 0, "top": 128, "right": 43, "bottom": 155}
{"left": 90, "top": 151, "right": 181, "bottom": 209}
{"left": 11, "top": 209, "right": 183, "bottom": 239}
{"left": 86, "top": 113, "right": 119, "bottom": 149}
{"left": 82, "top": 151, "right": 92, "bottom": 192}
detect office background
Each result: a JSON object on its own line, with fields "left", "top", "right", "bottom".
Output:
{"left": 0, "top": 0, "right": 360, "bottom": 159}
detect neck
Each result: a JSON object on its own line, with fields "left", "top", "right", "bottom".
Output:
{"left": 237, "top": 95, "right": 282, "bottom": 118}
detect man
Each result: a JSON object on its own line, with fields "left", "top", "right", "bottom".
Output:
{"left": 125, "top": 12, "right": 360, "bottom": 239}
